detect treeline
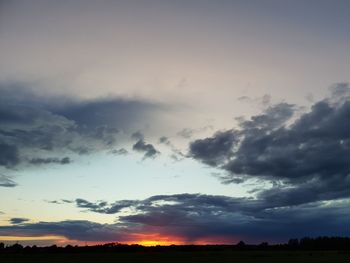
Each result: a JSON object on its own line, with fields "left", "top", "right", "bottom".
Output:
{"left": 287, "top": 237, "right": 350, "bottom": 250}
{"left": 1, "top": 236, "right": 350, "bottom": 253}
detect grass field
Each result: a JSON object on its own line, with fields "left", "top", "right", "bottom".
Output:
{"left": 1, "top": 251, "right": 350, "bottom": 263}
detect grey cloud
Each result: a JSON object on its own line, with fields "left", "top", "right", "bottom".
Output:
{"left": 75, "top": 198, "right": 137, "bottom": 214}
{"left": 226, "top": 100, "right": 350, "bottom": 182}
{"left": 159, "top": 136, "right": 186, "bottom": 161}
{"left": 190, "top": 84, "right": 350, "bottom": 209}
{"left": 0, "top": 220, "right": 129, "bottom": 242}
{"left": 159, "top": 136, "right": 170, "bottom": 145}
{"left": 46, "top": 199, "right": 74, "bottom": 205}
{"left": 238, "top": 102, "right": 295, "bottom": 130}
{"left": 189, "top": 130, "right": 236, "bottom": 166}
{"left": 0, "top": 83, "right": 162, "bottom": 172}
{"left": 237, "top": 94, "right": 272, "bottom": 108}
{"left": 44, "top": 194, "right": 350, "bottom": 243}
{"left": 177, "top": 126, "right": 213, "bottom": 139}
{"left": 126, "top": 196, "right": 349, "bottom": 241}
{"left": 0, "top": 143, "right": 19, "bottom": 167}
{"left": 56, "top": 99, "right": 159, "bottom": 133}
{"left": 189, "top": 84, "right": 350, "bottom": 206}
{"left": 177, "top": 128, "right": 194, "bottom": 139}
{"left": 75, "top": 199, "right": 108, "bottom": 212}
{"left": 0, "top": 174, "right": 17, "bottom": 187}
{"left": 131, "top": 131, "right": 144, "bottom": 140}
{"left": 110, "top": 148, "right": 128, "bottom": 155}
{"left": 29, "top": 157, "right": 71, "bottom": 165}
{"left": 133, "top": 139, "right": 159, "bottom": 159}
{"left": 10, "top": 218, "right": 29, "bottom": 224}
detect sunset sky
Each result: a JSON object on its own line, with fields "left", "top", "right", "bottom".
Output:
{"left": 1, "top": 0, "right": 350, "bottom": 246}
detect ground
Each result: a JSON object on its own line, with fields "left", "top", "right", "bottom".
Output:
{"left": 1, "top": 251, "right": 350, "bottom": 263}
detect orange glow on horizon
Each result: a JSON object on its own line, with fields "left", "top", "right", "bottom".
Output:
{"left": 125, "top": 233, "right": 185, "bottom": 246}
{"left": 0, "top": 233, "right": 239, "bottom": 246}
{"left": 193, "top": 236, "right": 239, "bottom": 245}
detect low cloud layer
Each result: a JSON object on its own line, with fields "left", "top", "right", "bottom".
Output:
{"left": 1, "top": 193, "right": 350, "bottom": 243}
{"left": 0, "top": 220, "right": 126, "bottom": 242}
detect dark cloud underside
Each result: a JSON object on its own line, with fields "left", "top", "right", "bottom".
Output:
{"left": 1, "top": 194, "right": 350, "bottom": 243}
{"left": 0, "top": 83, "right": 162, "bottom": 184}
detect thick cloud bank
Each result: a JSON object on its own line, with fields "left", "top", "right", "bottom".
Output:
{"left": 0, "top": 83, "right": 161, "bottom": 185}
{"left": 1, "top": 194, "right": 350, "bottom": 243}
{"left": 189, "top": 84, "right": 350, "bottom": 205}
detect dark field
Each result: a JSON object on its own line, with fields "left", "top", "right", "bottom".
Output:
{"left": 1, "top": 251, "right": 350, "bottom": 263}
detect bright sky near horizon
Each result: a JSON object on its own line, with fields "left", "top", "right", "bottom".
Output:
{"left": 1, "top": 0, "right": 350, "bottom": 246}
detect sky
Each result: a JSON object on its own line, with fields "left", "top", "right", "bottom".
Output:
{"left": 1, "top": 0, "right": 350, "bottom": 246}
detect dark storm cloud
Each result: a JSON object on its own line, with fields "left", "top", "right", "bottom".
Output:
{"left": 9, "top": 194, "right": 350, "bottom": 243}
{"left": 118, "top": 194, "right": 350, "bottom": 241}
{"left": 0, "top": 174, "right": 17, "bottom": 187}
{"left": 10, "top": 218, "right": 29, "bottom": 224}
{"left": 0, "top": 83, "right": 161, "bottom": 171}
{"left": 189, "top": 83, "right": 350, "bottom": 205}
{"left": 132, "top": 139, "right": 159, "bottom": 159}
{"left": 189, "top": 130, "right": 236, "bottom": 166}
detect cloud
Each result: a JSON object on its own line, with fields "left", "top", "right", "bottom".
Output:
{"left": 45, "top": 199, "right": 74, "bottom": 205}
{"left": 0, "top": 174, "right": 17, "bottom": 187}
{"left": 29, "top": 157, "right": 71, "bottom": 165}
{"left": 132, "top": 139, "right": 159, "bottom": 159}
{"left": 159, "top": 136, "right": 186, "bottom": 161}
{"left": 10, "top": 218, "right": 29, "bottom": 224}
{"left": 159, "top": 136, "right": 170, "bottom": 145}
{"left": 0, "top": 143, "right": 20, "bottom": 168}
{"left": 0, "top": 83, "right": 162, "bottom": 173}
{"left": 110, "top": 148, "right": 128, "bottom": 155}
{"left": 189, "top": 130, "right": 237, "bottom": 166}
{"left": 188, "top": 83, "right": 350, "bottom": 206}
{"left": 3, "top": 194, "right": 350, "bottom": 243}
{"left": 131, "top": 131, "right": 144, "bottom": 140}
{"left": 0, "top": 220, "right": 128, "bottom": 242}
{"left": 75, "top": 198, "right": 137, "bottom": 214}
{"left": 177, "top": 126, "right": 213, "bottom": 139}
{"left": 237, "top": 94, "right": 272, "bottom": 108}
{"left": 177, "top": 128, "right": 194, "bottom": 139}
